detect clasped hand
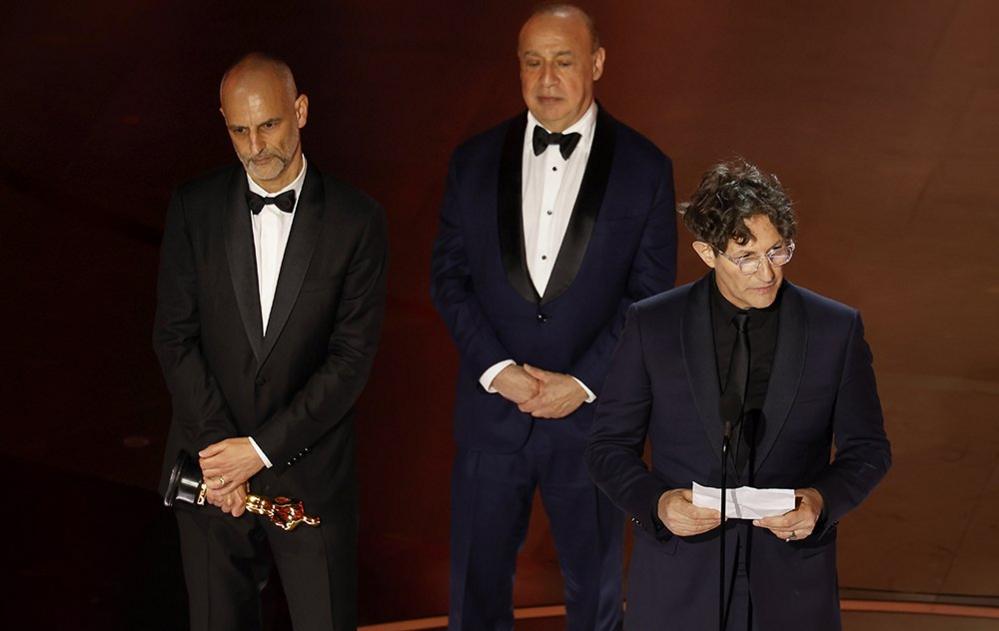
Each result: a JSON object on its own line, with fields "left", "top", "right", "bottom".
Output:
{"left": 205, "top": 483, "right": 248, "bottom": 517}
{"left": 199, "top": 437, "right": 265, "bottom": 516}
{"left": 491, "top": 363, "right": 587, "bottom": 419}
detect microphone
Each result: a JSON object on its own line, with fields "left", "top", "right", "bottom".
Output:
{"left": 720, "top": 397, "right": 743, "bottom": 435}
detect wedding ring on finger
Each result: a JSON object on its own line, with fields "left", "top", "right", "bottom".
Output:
{"left": 785, "top": 530, "right": 796, "bottom": 542}
{"left": 218, "top": 476, "right": 226, "bottom": 488}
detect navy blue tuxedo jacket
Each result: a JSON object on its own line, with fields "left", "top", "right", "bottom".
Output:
{"left": 586, "top": 275, "right": 891, "bottom": 630}
{"left": 431, "top": 109, "right": 676, "bottom": 452}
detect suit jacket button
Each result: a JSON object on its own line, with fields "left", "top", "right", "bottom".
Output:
{"left": 536, "top": 313, "right": 550, "bottom": 324}
{"left": 255, "top": 376, "right": 267, "bottom": 386}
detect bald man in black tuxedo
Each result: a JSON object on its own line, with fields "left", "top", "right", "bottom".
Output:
{"left": 154, "top": 53, "right": 387, "bottom": 631}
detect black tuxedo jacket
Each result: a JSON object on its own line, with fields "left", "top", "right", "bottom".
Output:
{"left": 153, "top": 163, "right": 387, "bottom": 513}
{"left": 586, "top": 276, "right": 891, "bottom": 630}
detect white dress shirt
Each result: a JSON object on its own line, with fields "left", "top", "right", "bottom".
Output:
{"left": 479, "top": 104, "right": 598, "bottom": 402}
{"left": 245, "top": 156, "right": 308, "bottom": 468}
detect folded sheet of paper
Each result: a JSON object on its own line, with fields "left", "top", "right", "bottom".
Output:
{"left": 692, "top": 482, "right": 795, "bottom": 519}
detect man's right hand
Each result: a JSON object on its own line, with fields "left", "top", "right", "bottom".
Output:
{"left": 490, "top": 364, "right": 541, "bottom": 404}
{"left": 205, "top": 485, "right": 248, "bottom": 517}
{"left": 657, "top": 488, "right": 721, "bottom": 536}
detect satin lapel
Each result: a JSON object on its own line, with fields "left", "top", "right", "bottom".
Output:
{"left": 682, "top": 276, "right": 724, "bottom": 464}
{"left": 540, "top": 107, "right": 616, "bottom": 306}
{"left": 754, "top": 283, "right": 807, "bottom": 473}
{"left": 497, "top": 113, "right": 538, "bottom": 304}
{"left": 223, "top": 168, "right": 264, "bottom": 363}
{"left": 258, "top": 164, "right": 325, "bottom": 367}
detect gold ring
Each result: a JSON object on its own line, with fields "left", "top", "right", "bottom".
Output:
{"left": 218, "top": 476, "right": 226, "bottom": 488}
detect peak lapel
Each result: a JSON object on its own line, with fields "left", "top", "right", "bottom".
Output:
{"left": 258, "top": 164, "right": 325, "bottom": 367}
{"left": 541, "top": 107, "right": 616, "bottom": 306}
{"left": 754, "top": 283, "right": 807, "bottom": 473}
{"left": 223, "top": 169, "right": 264, "bottom": 363}
{"left": 497, "top": 113, "right": 538, "bottom": 304}
{"left": 682, "top": 276, "right": 724, "bottom": 464}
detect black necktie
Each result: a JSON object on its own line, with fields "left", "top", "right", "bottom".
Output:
{"left": 246, "top": 190, "right": 296, "bottom": 215}
{"left": 721, "top": 312, "right": 750, "bottom": 472}
{"left": 532, "top": 125, "right": 582, "bottom": 160}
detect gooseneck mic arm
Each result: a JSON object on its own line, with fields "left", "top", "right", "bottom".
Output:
{"left": 719, "top": 387, "right": 743, "bottom": 631}
{"left": 719, "top": 419, "right": 733, "bottom": 631}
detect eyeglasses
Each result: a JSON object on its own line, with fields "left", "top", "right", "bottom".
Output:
{"left": 715, "top": 241, "right": 795, "bottom": 275}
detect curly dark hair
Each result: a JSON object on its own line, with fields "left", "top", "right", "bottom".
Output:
{"left": 678, "top": 158, "right": 796, "bottom": 252}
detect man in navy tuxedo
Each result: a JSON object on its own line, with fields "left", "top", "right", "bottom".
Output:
{"left": 430, "top": 4, "right": 676, "bottom": 629}
{"left": 586, "top": 159, "right": 891, "bottom": 630}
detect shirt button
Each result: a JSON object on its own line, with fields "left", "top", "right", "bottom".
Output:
{"left": 546, "top": 210, "right": 553, "bottom": 216}
{"left": 541, "top": 255, "right": 547, "bottom": 260}
{"left": 552, "top": 166, "right": 557, "bottom": 172}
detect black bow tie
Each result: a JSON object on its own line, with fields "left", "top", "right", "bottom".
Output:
{"left": 246, "top": 190, "right": 296, "bottom": 215}
{"left": 532, "top": 126, "right": 582, "bottom": 160}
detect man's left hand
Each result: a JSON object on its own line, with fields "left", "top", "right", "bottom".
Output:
{"left": 199, "top": 438, "right": 265, "bottom": 496}
{"left": 517, "top": 364, "right": 587, "bottom": 419}
{"left": 753, "top": 487, "right": 824, "bottom": 541}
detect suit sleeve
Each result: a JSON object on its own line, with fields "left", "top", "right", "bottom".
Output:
{"left": 430, "top": 157, "right": 511, "bottom": 379}
{"left": 571, "top": 157, "right": 677, "bottom": 393}
{"left": 585, "top": 305, "right": 671, "bottom": 540}
{"left": 251, "top": 204, "right": 388, "bottom": 469}
{"left": 153, "top": 191, "right": 240, "bottom": 451}
{"left": 811, "top": 313, "right": 892, "bottom": 538}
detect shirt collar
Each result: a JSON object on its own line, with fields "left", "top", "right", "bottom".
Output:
{"left": 709, "top": 271, "right": 782, "bottom": 329}
{"left": 526, "top": 101, "right": 598, "bottom": 142}
{"left": 246, "top": 155, "right": 308, "bottom": 211}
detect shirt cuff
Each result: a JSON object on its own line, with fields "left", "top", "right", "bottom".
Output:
{"left": 248, "top": 437, "right": 273, "bottom": 469}
{"left": 480, "top": 359, "right": 516, "bottom": 392}
{"left": 572, "top": 376, "right": 597, "bottom": 403}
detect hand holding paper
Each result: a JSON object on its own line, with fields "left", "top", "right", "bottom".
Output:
{"left": 657, "top": 488, "right": 721, "bottom": 536}
{"left": 753, "top": 487, "right": 825, "bottom": 541}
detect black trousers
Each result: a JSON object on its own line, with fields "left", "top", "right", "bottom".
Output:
{"left": 176, "top": 504, "right": 356, "bottom": 631}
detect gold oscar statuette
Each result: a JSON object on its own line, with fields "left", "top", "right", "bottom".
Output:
{"left": 164, "top": 450, "right": 320, "bottom": 532}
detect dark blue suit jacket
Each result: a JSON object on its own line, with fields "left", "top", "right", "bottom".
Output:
{"left": 431, "top": 108, "right": 676, "bottom": 452}
{"left": 586, "top": 275, "right": 891, "bottom": 630}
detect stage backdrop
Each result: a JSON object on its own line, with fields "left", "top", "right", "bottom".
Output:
{"left": 2, "top": 0, "right": 998, "bottom": 626}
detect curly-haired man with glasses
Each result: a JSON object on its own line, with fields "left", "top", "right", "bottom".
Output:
{"left": 586, "top": 159, "right": 891, "bottom": 630}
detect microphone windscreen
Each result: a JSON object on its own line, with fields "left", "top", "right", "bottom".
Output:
{"left": 720, "top": 393, "right": 742, "bottom": 428}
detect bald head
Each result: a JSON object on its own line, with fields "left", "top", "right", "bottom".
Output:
{"left": 219, "top": 53, "right": 308, "bottom": 192}
{"left": 220, "top": 52, "right": 298, "bottom": 104}
{"left": 524, "top": 3, "right": 600, "bottom": 52}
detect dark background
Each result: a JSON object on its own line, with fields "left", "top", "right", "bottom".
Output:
{"left": 3, "top": 1, "right": 998, "bottom": 628}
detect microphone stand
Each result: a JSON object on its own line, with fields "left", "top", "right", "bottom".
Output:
{"left": 719, "top": 420, "right": 733, "bottom": 631}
